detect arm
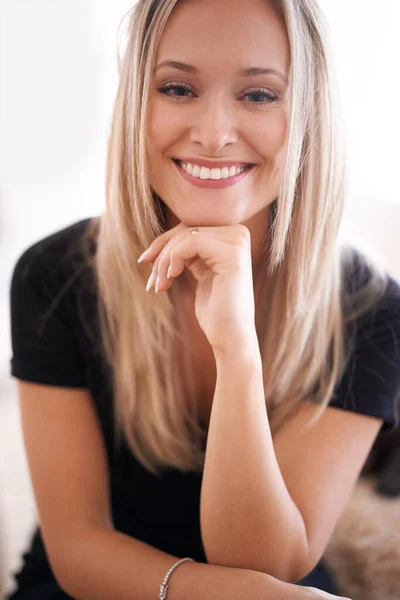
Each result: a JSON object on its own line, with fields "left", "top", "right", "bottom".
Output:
{"left": 18, "top": 381, "right": 174, "bottom": 599}
{"left": 18, "top": 380, "right": 295, "bottom": 600}
{"left": 200, "top": 344, "right": 384, "bottom": 583}
{"left": 200, "top": 345, "right": 308, "bottom": 583}
{"left": 58, "top": 529, "right": 305, "bottom": 600}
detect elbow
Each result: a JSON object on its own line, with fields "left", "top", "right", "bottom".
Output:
{"left": 38, "top": 532, "right": 73, "bottom": 592}
{"left": 203, "top": 529, "right": 311, "bottom": 584}
{"left": 290, "top": 549, "right": 323, "bottom": 585}
{"left": 204, "top": 545, "right": 302, "bottom": 584}
{"left": 47, "top": 524, "right": 110, "bottom": 595}
{"left": 201, "top": 502, "right": 311, "bottom": 583}
{"left": 283, "top": 538, "right": 316, "bottom": 584}
{"left": 53, "top": 563, "right": 76, "bottom": 597}
{"left": 46, "top": 549, "right": 75, "bottom": 594}
{"left": 46, "top": 536, "right": 85, "bottom": 594}
{"left": 288, "top": 559, "right": 311, "bottom": 585}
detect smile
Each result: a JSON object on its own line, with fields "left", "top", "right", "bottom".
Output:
{"left": 172, "top": 159, "right": 256, "bottom": 189}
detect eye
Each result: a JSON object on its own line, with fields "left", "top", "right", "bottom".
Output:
{"left": 158, "top": 83, "right": 194, "bottom": 102}
{"left": 157, "top": 83, "right": 279, "bottom": 106}
{"left": 242, "top": 88, "right": 279, "bottom": 105}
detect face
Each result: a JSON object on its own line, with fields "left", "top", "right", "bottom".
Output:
{"left": 146, "top": 0, "right": 291, "bottom": 232}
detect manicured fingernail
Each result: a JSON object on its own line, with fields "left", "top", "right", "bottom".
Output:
{"left": 146, "top": 270, "right": 156, "bottom": 292}
{"left": 155, "top": 275, "right": 160, "bottom": 294}
{"left": 137, "top": 248, "right": 151, "bottom": 263}
{"left": 167, "top": 265, "right": 172, "bottom": 279}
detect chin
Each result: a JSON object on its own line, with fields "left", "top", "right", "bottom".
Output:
{"left": 169, "top": 199, "right": 247, "bottom": 228}
{"left": 178, "top": 210, "right": 244, "bottom": 228}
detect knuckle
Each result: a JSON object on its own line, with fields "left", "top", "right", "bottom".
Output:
{"left": 157, "top": 252, "right": 170, "bottom": 271}
{"left": 235, "top": 224, "right": 251, "bottom": 246}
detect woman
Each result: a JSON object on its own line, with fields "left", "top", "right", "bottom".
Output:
{"left": 7, "top": 0, "right": 400, "bottom": 598}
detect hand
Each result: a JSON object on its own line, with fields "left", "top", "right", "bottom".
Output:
{"left": 168, "top": 560, "right": 353, "bottom": 600}
{"left": 137, "top": 222, "right": 257, "bottom": 353}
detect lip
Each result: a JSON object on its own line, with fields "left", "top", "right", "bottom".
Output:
{"left": 172, "top": 159, "right": 256, "bottom": 189}
{"left": 175, "top": 157, "right": 255, "bottom": 169}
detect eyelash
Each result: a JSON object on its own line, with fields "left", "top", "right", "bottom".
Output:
{"left": 158, "top": 82, "right": 279, "bottom": 106}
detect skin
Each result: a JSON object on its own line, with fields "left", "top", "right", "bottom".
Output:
{"left": 146, "top": 0, "right": 291, "bottom": 294}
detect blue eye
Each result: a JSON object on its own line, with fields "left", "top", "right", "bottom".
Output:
{"left": 244, "top": 89, "right": 278, "bottom": 104}
{"left": 158, "top": 83, "right": 278, "bottom": 106}
{"left": 158, "top": 83, "right": 194, "bottom": 101}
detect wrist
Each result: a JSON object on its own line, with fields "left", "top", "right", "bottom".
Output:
{"left": 165, "top": 561, "right": 207, "bottom": 600}
{"left": 212, "top": 332, "right": 261, "bottom": 367}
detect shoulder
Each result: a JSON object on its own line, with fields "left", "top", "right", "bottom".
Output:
{"left": 10, "top": 218, "right": 99, "bottom": 387}
{"left": 342, "top": 245, "right": 400, "bottom": 340}
{"left": 10, "top": 217, "right": 99, "bottom": 315}
{"left": 12, "top": 217, "right": 97, "bottom": 285}
{"left": 332, "top": 245, "right": 400, "bottom": 432}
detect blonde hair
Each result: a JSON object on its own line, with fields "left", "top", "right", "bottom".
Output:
{"left": 77, "top": 0, "right": 388, "bottom": 476}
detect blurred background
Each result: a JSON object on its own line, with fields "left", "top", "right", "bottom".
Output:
{"left": 0, "top": 0, "right": 399, "bottom": 595}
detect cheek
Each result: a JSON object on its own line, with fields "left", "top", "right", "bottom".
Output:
{"left": 146, "top": 96, "right": 183, "bottom": 156}
{"left": 254, "top": 112, "right": 288, "bottom": 163}
{"left": 146, "top": 96, "right": 166, "bottom": 155}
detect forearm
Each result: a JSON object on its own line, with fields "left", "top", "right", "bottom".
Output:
{"left": 200, "top": 345, "right": 308, "bottom": 583}
{"left": 55, "top": 526, "right": 190, "bottom": 600}
{"left": 55, "top": 526, "right": 286, "bottom": 600}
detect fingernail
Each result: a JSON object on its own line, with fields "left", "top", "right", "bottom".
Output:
{"left": 167, "top": 265, "right": 172, "bottom": 279}
{"left": 155, "top": 275, "right": 160, "bottom": 294}
{"left": 146, "top": 270, "right": 156, "bottom": 292}
{"left": 137, "top": 248, "right": 151, "bottom": 263}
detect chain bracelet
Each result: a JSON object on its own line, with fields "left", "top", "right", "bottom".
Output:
{"left": 159, "top": 557, "right": 195, "bottom": 600}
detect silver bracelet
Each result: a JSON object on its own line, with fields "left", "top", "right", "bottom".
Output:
{"left": 159, "top": 557, "right": 195, "bottom": 600}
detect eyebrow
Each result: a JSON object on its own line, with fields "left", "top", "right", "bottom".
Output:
{"left": 154, "top": 60, "right": 288, "bottom": 83}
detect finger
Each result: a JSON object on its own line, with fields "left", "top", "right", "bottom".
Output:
{"left": 153, "top": 232, "right": 202, "bottom": 293}
{"left": 137, "top": 222, "right": 186, "bottom": 264}
{"left": 146, "top": 224, "right": 251, "bottom": 292}
{"left": 162, "top": 233, "right": 208, "bottom": 284}
{"left": 151, "top": 228, "right": 203, "bottom": 292}
{"left": 156, "top": 235, "right": 234, "bottom": 293}
{"left": 138, "top": 223, "right": 248, "bottom": 264}
{"left": 151, "top": 230, "right": 192, "bottom": 293}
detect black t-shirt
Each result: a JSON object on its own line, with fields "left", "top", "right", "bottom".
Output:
{"left": 8, "top": 217, "right": 400, "bottom": 596}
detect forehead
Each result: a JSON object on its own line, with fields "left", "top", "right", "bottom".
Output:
{"left": 155, "top": 0, "right": 290, "bottom": 76}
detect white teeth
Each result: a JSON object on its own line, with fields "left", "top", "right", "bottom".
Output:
{"left": 200, "top": 167, "right": 210, "bottom": 180}
{"left": 220, "top": 167, "right": 229, "bottom": 178}
{"left": 210, "top": 168, "right": 222, "bottom": 180}
{"left": 179, "top": 161, "right": 249, "bottom": 180}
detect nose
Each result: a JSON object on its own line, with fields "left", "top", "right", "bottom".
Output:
{"left": 189, "top": 95, "right": 239, "bottom": 154}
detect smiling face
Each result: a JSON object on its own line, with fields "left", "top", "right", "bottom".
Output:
{"left": 146, "top": 0, "right": 291, "bottom": 231}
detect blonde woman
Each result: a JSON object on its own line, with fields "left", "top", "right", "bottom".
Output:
{"left": 7, "top": 0, "right": 400, "bottom": 599}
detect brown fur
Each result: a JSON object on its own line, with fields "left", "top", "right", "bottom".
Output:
{"left": 323, "top": 476, "right": 400, "bottom": 600}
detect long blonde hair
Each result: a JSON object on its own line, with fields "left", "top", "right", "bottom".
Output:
{"left": 77, "top": 0, "right": 388, "bottom": 476}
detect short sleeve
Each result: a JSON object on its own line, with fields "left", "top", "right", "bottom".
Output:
{"left": 9, "top": 234, "right": 88, "bottom": 388}
{"left": 330, "top": 275, "right": 400, "bottom": 434}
